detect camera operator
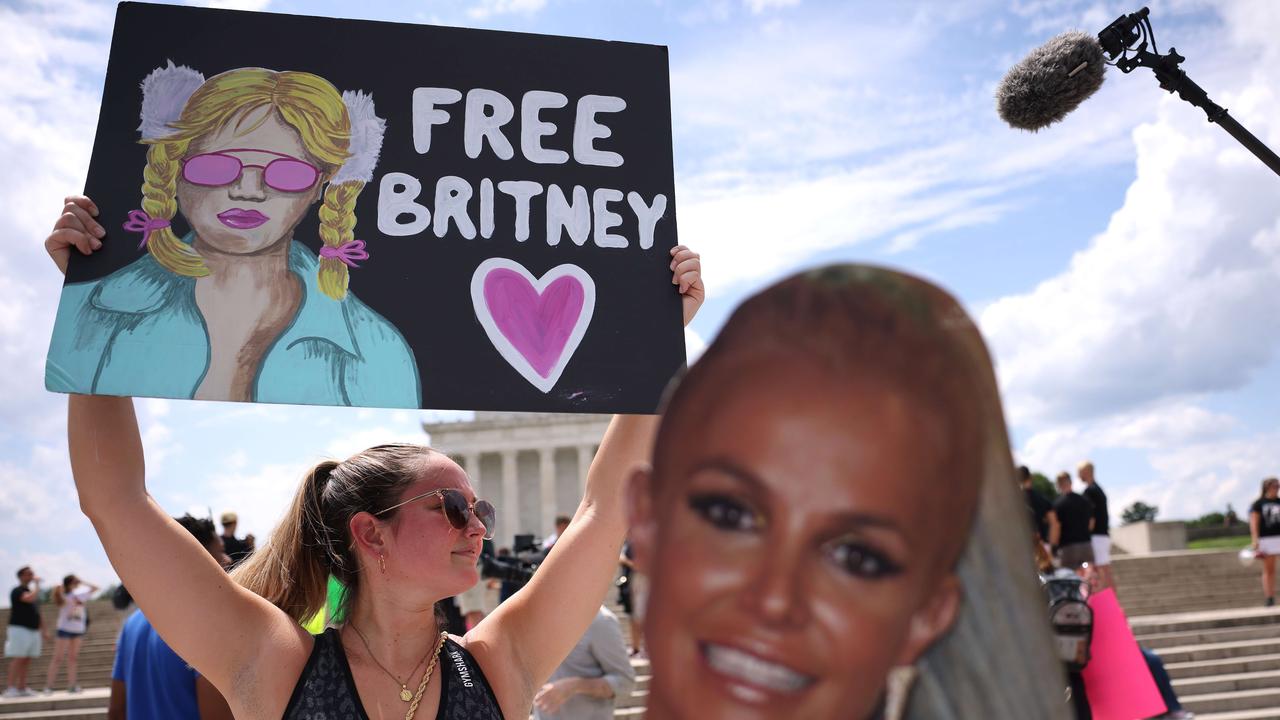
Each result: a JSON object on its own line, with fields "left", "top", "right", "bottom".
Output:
{"left": 483, "top": 535, "right": 544, "bottom": 603}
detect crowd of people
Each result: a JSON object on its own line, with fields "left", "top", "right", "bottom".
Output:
{"left": 31, "top": 187, "right": 1072, "bottom": 720}
{"left": 16, "top": 72, "right": 1272, "bottom": 716}
{"left": 1, "top": 509, "right": 257, "bottom": 705}
{"left": 1019, "top": 462, "right": 1113, "bottom": 587}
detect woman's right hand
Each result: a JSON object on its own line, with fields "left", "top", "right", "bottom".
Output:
{"left": 45, "top": 195, "right": 105, "bottom": 276}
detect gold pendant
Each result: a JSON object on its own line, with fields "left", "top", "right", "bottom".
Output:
{"left": 400, "top": 688, "right": 413, "bottom": 702}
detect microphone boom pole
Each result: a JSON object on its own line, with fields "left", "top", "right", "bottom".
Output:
{"left": 1101, "top": 7, "right": 1280, "bottom": 178}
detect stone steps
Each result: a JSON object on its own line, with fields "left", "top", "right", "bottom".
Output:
{"left": 1153, "top": 637, "right": 1280, "bottom": 665}
{"left": 1140, "top": 623, "right": 1280, "bottom": 651}
{"left": 1174, "top": 669, "right": 1280, "bottom": 696}
{"left": 1164, "top": 653, "right": 1280, "bottom": 680}
{"left": 0, "top": 689, "right": 109, "bottom": 720}
{"left": 1118, "top": 553, "right": 1280, "bottom": 717}
{"left": 1197, "top": 709, "right": 1280, "bottom": 720}
{"left": 1181, "top": 688, "right": 1280, "bottom": 715}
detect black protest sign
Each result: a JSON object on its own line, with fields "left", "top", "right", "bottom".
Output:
{"left": 46, "top": 2, "right": 683, "bottom": 414}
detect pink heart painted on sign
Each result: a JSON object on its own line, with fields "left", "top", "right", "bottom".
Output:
{"left": 483, "top": 268, "right": 587, "bottom": 379}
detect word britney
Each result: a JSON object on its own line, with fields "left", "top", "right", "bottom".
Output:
{"left": 376, "top": 88, "right": 668, "bottom": 249}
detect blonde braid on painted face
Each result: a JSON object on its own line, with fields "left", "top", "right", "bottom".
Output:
{"left": 316, "top": 180, "right": 363, "bottom": 301}
{"left": 140, "top": 140, "right": 210, "bottom": 277}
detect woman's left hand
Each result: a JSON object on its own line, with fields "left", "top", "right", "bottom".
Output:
{"left": 670, "top": 245, "right": 704, "bottom": 327}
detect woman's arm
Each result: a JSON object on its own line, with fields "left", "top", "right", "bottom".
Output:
{"left": 69, "top": 396, "right": 308, "bottom": 694}
{"left": 1252, "top": 511, "right": 1261, "bottom": 550}
{"left": 467, "top": 246, "right": 702, "bottom": 708}
{"left": 51, "top": 198, "right": 310, "bottom": 703}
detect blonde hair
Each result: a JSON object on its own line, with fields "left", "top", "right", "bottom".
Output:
{"left": 139, "top": 68, "right": 361, "bottom": 300}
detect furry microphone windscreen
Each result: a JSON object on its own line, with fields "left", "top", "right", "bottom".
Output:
{"left": 996, "top": 31, "right": 1107, "bottom": 131}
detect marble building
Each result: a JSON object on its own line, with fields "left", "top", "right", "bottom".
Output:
{"left": 422, "top": 412, "right": 611, "bottom": 549}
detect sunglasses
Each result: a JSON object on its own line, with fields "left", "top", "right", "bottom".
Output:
{"left": 181, "top": 148, "right": 321, "bottom": 193}
{"left": 375, "top": 489, "right": 496, "bottom": 540}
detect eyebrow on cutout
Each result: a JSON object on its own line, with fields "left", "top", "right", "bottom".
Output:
{"left": 690, "top": 458, "right": 907, "bottom": 535}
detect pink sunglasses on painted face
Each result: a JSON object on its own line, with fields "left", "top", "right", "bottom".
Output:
{"left": 181, "top": 148, "right": 321, "bottom": 193}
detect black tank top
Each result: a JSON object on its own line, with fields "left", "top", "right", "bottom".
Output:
{"left": 283, "top": 628, "right": 504, "bottom": 720}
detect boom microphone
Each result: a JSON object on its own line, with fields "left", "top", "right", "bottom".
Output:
{"left": 996, "top": 31, "right": 1106, "bottom": 131}
{"left": 996, "top": 7, "right": 1280, "bottom": 177}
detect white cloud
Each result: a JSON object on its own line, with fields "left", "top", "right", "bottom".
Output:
{"left": 986, "top": 0, "right": 1280, "bottom": 521}
{"left": 182, "top": 461, "right": 305, "bottom": 543}
{"left": 0, "top": 451, "right": 70, "bottom": 537}
{"left": 980, "top": 57, "right": 1280, "bottom": 424}
{"left": 1106, "top": 429, "right": 1279, "bottom": 523}
{"left": 467, "top": 0, "right": 548, "bottom": 20}
{"left": 684, "top": 326, "right": 706, "bottom": 363}
{"left": 0, "top": 546, "right": 115, "bottom": 606}
{"left": 1016, "top": 400, "right": 1238, "bottom": 474}
{"left": 744, "top": 0, "right": 800, "bottom": 14}
{"left": 0, "top": 1, "right": 111, "bottom": 442}
{"left": 194, "top": 0, "right": 272, "bottom": 10}
{"left": 667, "top": 2, "right": 1203, "bottom": 296}
{"left": 1013, "top": 401, "right": 1276, "bottom": 523}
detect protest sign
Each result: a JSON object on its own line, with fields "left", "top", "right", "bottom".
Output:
{"left": 46, "top": 2, "right": 682, "bottom": 413}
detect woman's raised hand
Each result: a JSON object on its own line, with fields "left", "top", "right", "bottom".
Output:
{"left": 670, "top": 244, "right": 703, "bottom": 327}
{"left": 45, "top": 195, "right": 105, "bottom": 276}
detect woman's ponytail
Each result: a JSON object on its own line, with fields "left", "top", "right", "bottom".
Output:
{"left": 233, "top": 443, "right": 433, "bottom": 627}
{"left": 232, "top": 460, "right": 339, "bottom": 624}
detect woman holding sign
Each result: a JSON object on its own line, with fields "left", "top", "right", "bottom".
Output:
{"left": 46, "top": 64, "right": 419, "bottom": 408}
{"left": 47, "top": 197, "right": 704, "bottom": 720}
{"left": 626, "top": 265, "right": 1069, "bottom": 720}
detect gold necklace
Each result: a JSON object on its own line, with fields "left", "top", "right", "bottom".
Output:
{"left": 347, "top": 621, "right": 436, "bottom": 703}
{"left": 405, "top": 632, "right": 449, "bottom": 720}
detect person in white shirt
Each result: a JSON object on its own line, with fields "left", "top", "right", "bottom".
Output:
{"left": 43, "top": 575, "right": 100, "bottom": 693}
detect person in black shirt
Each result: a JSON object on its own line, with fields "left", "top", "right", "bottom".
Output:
{"left": 1250, "top": 477, "right": 1280, "bottom": 607}
{"left": 1050, "top": 473, "right": 1095, "bottom": 570}
{"left": 1019, "top": 465, "right": 1056, "bottom": 547}
{"left": 1079, "top": 462, "right": 1113, "bottom": 589}
{"left": 218, "top": 512, "right": 255, "bottom": 569}
{"left": 4, "top": 566, "right": 46, "bottom": 697}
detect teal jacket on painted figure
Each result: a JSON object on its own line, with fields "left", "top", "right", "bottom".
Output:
{"left": 45, "top": 236, "right": 421, "bottom": 409}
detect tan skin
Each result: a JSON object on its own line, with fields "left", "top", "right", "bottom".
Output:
{"left": 47, "top": 195, "right": 703, "bottom": 719}
{"left": 1251, "top": 479, "right": 1280, "bottom": 602}
{"left": 628, "top": 352, "right": 970, "bottom": 720}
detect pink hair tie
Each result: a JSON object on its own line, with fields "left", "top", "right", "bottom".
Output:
{"left": 122, "top": 209, "right": 171, "bottom": 249}
{"left": 319, "top": 239, "right": 369, "bottom": 268}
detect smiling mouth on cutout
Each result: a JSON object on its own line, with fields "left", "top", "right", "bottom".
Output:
{"left": 217, "top": 208, "right": 269, "bottom": 229}
{"left": 701, "top": 642, "right": 816, "bottom": 697}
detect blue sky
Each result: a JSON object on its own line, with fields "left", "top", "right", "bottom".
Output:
{"left": 1, "top": 0, "right": 1278, "bottom": 593}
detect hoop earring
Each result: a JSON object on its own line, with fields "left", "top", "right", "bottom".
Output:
{"left": 884, "top": 664, "right": 918, "bottom": 720}
{"left": 378, "top": 554, "right": 386, "bottom": 574}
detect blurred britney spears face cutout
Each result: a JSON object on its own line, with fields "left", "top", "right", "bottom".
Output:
{"left": 629, "top": 267, "right": 984, "bottom": 720}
